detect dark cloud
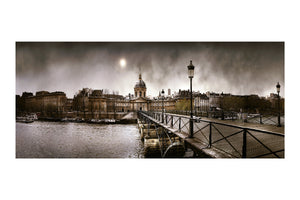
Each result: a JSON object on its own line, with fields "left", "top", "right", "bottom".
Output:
{"left": 16, "top": 42, "right": 284, "bottom": 98}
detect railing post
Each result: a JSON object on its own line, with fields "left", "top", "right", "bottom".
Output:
{"left": 166, "top": 114, "right": 168, "bottom": 125}
{"left": 242, "top": 129, "right": 247, "bottom": 158}
{"left": 147, "top": 118, "right": 150, "bottom": 136}
{"left": 209, "top": 122, "right": 212, "bottom": 147}
{"left": 179, "top": 117, "right": 181, "bottom": 132}
{"left": 171, "top": 115, "right": 173, "bottom": 128}
{"left": 260, "top": 114, "right": 263, "bottom": 124}
{"left": 189, "top": 118, "right": 194, "bottom": 138}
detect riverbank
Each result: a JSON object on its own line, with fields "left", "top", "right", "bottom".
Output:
{"left": 37, "top": 117, "right": 137, "bottom": 124}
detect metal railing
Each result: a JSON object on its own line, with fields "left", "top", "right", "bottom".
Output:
{"left": 138, "top": 112, "right": 184, "bottom": 158}
{"left": 247, "top": 113, "right": 285, "bottom": 126}
{"left": 168, "top": 110, "right": 284, "bottom": 126}
{"left": 168, "top": 110, "right": 238, "bottom": 119}
{"left": 139, "top": 111, "right": 284, "bottom": 158}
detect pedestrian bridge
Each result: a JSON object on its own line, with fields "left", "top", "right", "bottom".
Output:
{"left": 137, "top": 111, "right": 284, "bottom": 158}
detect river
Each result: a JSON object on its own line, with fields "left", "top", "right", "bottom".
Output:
{"left": 16, "top": 121, "right": 144, "bottom": 158}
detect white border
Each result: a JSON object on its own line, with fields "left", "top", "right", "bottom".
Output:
{"left": 1, "top": 1, "right": 300, "bottom": 200}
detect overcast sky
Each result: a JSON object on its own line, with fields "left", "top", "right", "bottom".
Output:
{"left": 16, "top": 42, "right": 284, "bottom": 98}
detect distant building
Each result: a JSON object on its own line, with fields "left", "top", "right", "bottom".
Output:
{"left": 131, "top": 73, "right": 151, "bottom": 111}
{"left": 267, "top": 93, "right": 284, "bottom": 112}
{"left": 134, "top": 74, "right": 146, "bottom": 98}
{"left": 36, "top": 91, "right": 50, "bottom": 96}
{"left": 20, "top": 91, "right": 67, "bottom": 117}
{"left": 177, "top": 89, "right": 190, "bottom": 98}
{"left": 150, "top": 96, "right": 176, "bottom": 112}
{"left": 194, "top": 93, "right": 209, "bottom": 112}
{"left": 268, "top": 93, "right": 279, "bottom": 108}
{"left": 65, "top": 98, "right": 73, "bottom": 112}
{"left": 17, "top": 71, "right": 282, "bottom": 119}
{"left": 71, "top": 73, "right": 152, "bottom": 119}
{"left": 206, "top": 92, "right": 222, "bottom": 110}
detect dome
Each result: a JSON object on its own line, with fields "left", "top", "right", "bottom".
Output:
{"left": 134, "top": 74, "right": 146, "bottom": 88}
{"left": 135, "top": 79, "right": 146, "bottom": 88}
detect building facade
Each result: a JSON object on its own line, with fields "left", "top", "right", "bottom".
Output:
{"left": 194, "top": 93, "right": 209, "bottom": 112}
{"left": 17, "top": 72, "right": 283, "bottom": 119}
{"left": 18, "top": 91, "right": 67, "bottom": 118}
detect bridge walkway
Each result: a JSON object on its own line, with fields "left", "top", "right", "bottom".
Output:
{"left": 139, "top": 111, "right": 284, "bottom": 158}
{"left": 177, "top": 114, "right": 284, "bottom": 135}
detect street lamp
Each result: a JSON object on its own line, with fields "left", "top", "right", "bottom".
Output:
{"left": 187, "top": 60, "right": 195, "bottom": 137}
{"left": 276, "top": 82, "right": 281, "bottom": 127}
{"left": 161, "top": 89, "right": 165, "bottom": 123}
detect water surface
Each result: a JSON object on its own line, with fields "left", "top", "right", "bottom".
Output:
{"left": 16, "top": 121, "right": 144, "bottom": 158}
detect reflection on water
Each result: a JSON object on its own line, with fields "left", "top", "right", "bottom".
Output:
{"left": 16, "top": 121, "right": 144, "bottom": 158}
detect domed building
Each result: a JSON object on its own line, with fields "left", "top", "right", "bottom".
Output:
{"left": 134, "top": 74, "right": 147, "bottom": 98}
{"left": 131, "top": 73, "right": 151, "bottom": 111}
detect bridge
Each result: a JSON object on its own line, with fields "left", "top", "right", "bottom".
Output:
{"left": 137, "top": 111, "right": 284, "bottom": 158}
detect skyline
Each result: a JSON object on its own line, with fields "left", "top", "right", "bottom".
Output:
{"left": 16, "top": 42, "right": 284, "bottom": 98}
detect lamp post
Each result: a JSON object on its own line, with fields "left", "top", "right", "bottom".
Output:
{"left": 187, "top": 60, "right": 195, "bottom": 137}
{"left": 161, "top": 89, "right": 165, "bottom": 123}
{"left": 276, "top": 82, "right": 281, "bottom": 127}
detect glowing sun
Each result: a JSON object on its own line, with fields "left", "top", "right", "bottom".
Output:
{"left": 120, "top": 59, "right": 126, "bottom": 68}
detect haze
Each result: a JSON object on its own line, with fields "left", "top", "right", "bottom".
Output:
{"left": 16, "top": 42, "right": 284, "bottom": 98}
